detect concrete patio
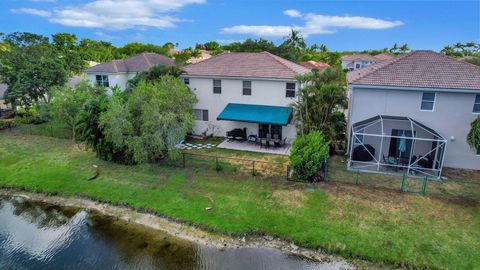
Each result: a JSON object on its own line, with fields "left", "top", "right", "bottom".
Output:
{"left": 217, "top": 139, "right": 291, "bottom": 155}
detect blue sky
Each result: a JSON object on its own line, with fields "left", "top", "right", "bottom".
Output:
{"left": 1, "top": 0, "right": 479, "bottom": 51}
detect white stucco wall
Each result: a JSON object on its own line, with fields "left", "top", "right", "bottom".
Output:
{"left": 349, "top": 87, "right": 480, "bottom": 170}
{"left": 185, "top": 76, "right": 298, "bottom": 142}
{"left": 86, "top": 72, "right": 137, "bottom": 91}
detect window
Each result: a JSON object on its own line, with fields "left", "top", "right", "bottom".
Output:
{"left": 242, "top": 81, "right": 252, "bottom": 95}
{"left": 286, "top": 82, "right": 296, "bottom": 98}
{"left": 213, "top": 80, "right": 221, "bottom": 94}
{"left": 420, "top": 92, "right": 436, "bottom": 111}
{"left": 473, "top": 94, "right": 480, "bottom": 113}
{"left": 477, "top": 147, "right": 480, "bottom": 155}
{"left": 194, "top": 109, "right": 209, "bottom": 121}
{"left": 355, "top": 63, "right": 361, "bottom": 69}
{"left": 95, "top": 75, "right": 109, "bottom": 87}
{"left": 183, "top": 78, "right": 190, "bottom": 85}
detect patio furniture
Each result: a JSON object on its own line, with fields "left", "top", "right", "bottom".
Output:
{"left": 268, "top": 140, "right": 276, "bottom": 148}
{"left": 266, "top": 133, "right": 272, "bottom": 139}
{"left": 352, "top": 144, "right": 375, "bottom": 161}
{"left": 226, "top": 128, "right": 247, "bottom": 141}
{"left": 247, "top": 135, "right": 257, "bottom": 143}
{"left": 383, "top": 155, "right": 398, "bottom": 165}
{"left": 260, "top": 138, "right": 268, "bottom": 148}
{"left": 279, "top": 138, "right": 287, "bottom": 147}
{"left": 273, "top": 134, "right": 279, "bottom": 140}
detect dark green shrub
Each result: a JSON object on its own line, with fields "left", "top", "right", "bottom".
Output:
{"left": 290, "top": 131, "right": 329, "bottom": 181}
{"left": 15, "top": 107, "right": 42, "bottom": 124}
{"left": 0, "top": 120, "right": 17, "bottom": 130}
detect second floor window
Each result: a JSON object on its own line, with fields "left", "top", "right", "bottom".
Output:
{"left": 213, "top": 80, "right": 221, "bottom": 94}
{"left": 194, "top": 109, "right": 209, "bottom": 121}
{"left": 473, "top": 94, "right": 480, "bottom": 113}
{"left": 286, "top": 82, "right": 296, "bottom": 98}
{"left": 96, "top": 75, "right": 109, "bottom": 87}
{"left": 420, "top": 92, "right": 435, "bottom": 111}
{"left": 184, "top": 78, "right": 190, "bottom": 85}
{"left": 242, "top": 81, "right": 252, "bottom": 95}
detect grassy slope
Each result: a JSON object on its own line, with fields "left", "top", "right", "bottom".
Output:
{"left": 0, "top": 133, "right": 479, "bottom": 270}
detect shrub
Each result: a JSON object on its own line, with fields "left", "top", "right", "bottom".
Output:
{"left": 0, "top": 120, "right": 17, "bottom": 130}
{"left": 15, "top": 107, "right": 42, "bottom": 124}
{"left": 290, "top": 131, "right": 329, "bottom": 181}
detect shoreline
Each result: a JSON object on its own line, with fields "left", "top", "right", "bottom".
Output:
{"left": 0, "top": 188, "right": 368, "bottom": 269}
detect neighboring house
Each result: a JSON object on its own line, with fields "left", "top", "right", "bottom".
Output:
{"left": 341, "top": 53, "right": 395, "bottom": 71}
{"left": 84, "top": 53, "right": 175, "bottom": 90}
{"left": 0, "top": 83, "right": 9, "bottom": 109}
{"left": 299, "top": 61, "right": 330, "bottom": 73}
{"left": 182, "top": 51, "right": 310, "bottom": 142}
{"left": 347, "top": 50, "right": 480, "bottom": 174}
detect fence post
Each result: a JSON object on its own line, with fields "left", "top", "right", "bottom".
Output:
{"left": 324, "top": 160, "right": 329, "bottom": 181}
{"left": 252, "top": 161, "right": 255, "bottom": 176}
{"left": 422, "top": 176, "right": 428, "bottom": 195}
{"left": 182, "top": 152, "right": 186, "bottom": 168}
{"left": 215, "top": 157, "right": 219, "bottom": 172}
{"left": 400, "top": 174, "right": 407, "bottom": 192}
{"left": 355, "top": 169, "right": 359, "bottom": 185}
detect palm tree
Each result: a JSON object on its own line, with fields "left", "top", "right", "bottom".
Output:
{"left": 285, "top": 29, "right": 306, "bottom": 51}
{"left": 467, "top": 116, "right": 480, "bottom": 153}
{"left": 399, "top": 43, "right": 410, "bottom": 53}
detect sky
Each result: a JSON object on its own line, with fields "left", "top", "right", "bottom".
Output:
{"left": 0, "top": 0, "right": 479, "bottom": 51}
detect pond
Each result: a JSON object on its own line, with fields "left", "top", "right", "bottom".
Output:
{"left": 0, "top": 196, "right": 348, "bottom": 270}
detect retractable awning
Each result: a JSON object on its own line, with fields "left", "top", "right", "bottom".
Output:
{"left": 217, "top": 103, "right": 293, "bottom": 126}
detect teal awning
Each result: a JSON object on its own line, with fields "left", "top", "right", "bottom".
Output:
{"left": 217, "top": 103, "right": 293, "bottom": 125}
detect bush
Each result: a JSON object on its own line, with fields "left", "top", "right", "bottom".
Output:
{"left": 0, "top": 120, "right": 17, "bottom": 130}
{"left": 15, "top": 107, "right": 42, "bottom": 124}
{"left": 290, "top": 131, "right": 329, "bottom": 181}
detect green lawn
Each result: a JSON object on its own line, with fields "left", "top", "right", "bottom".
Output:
{"left": 0, "top": 132, "right": 479, "bottom": 270}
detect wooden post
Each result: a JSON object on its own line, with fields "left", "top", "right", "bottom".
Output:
{"left": 252, "top": 161, "right": 255, "bottom": 176}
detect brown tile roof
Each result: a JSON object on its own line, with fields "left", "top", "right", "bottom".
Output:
{"left": 183, "top": 51, "right": 310, "bottom": 79}
{"left": 299, "top": 61, "right": 330, "bottom": 71}
{"left": 373, "top": 53, "right": 395, "bottom": 61}
{"left": 347, "top": 50, "right": 480, "bottom": 90}
{"left": 84, "top": 53, "right": 174, "bottom": 73}
{"left": 341, "top": 54, "right": 379, "bottom": 62}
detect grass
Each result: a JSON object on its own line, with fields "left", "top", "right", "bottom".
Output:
{"left": 0, "top": 132, "right": 479, "bottom": 269}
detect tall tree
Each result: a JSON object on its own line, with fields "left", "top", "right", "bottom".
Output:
{"left": 52, "top": 32, "right": 86, "bottom": 73}
{"left": 100, "top": 76, "right": 197, "bottom": 163}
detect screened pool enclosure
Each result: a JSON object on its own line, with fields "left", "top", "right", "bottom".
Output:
{"left": 348, "top": 115, "right": 447, "bottom": 179}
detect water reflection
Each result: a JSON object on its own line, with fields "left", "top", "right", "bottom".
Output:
{"left": 0, "top": 196, "right": 347, "bottom": 270}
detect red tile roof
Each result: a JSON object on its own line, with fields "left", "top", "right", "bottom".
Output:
{"left": 183, "top": 52, "right": 310, "bottom": 79}
{"left": 373, "top": 53, "right": 395, "bottom": 61}
{"left": 341, "top": 54, "right": 379, "bottom": 62}
{"left": 84, "top": 53, "right": 174, "bottom": 73}
{"left": 299, "top": 61, "right": 330, "bottom": 71}
{"left": 347, "top": 50, "right": 480, "bottom": 90}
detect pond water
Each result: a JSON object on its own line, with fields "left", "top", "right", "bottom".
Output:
{"left": 0, "top": 196, "right": 347, "bottom": 270}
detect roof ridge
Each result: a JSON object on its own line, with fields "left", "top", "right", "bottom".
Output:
{"left": 262, "top": 51, "right": 308, "bottom": 73}
{"left": 183, "top": 51, "right": 229, "bottom": 67}
{"left": 350, "top": 51, "right": 415, "bottom": 83}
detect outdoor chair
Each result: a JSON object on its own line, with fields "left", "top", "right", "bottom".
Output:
{"left": 280, "top": 138, "right": 287, "bottom": 147}
{"left": 383, "top": 155, "right": 398, "bottom": 165}
{"left": 266, "top": 133, "right": 272, "bottom": 139}
{"left": 260, "top": 138, "right": 268, "bottom": 148}
{"left": 268, "top": 140, "right": 276, "bottom": 148}
{"left": 273, "top": 134, "right": 279, "bottom": 139}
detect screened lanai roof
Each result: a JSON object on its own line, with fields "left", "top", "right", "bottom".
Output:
{"left": 352, "top": 115, "right": 445, "bottom": 140}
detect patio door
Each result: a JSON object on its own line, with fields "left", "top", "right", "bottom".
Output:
{"left": 388, "top": 129, "right": 415, "bottom": 158}
{"left": 258, "top": 124, "right": 282, "bottom": 139}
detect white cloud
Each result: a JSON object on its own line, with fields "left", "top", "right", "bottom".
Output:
{"left": 10, "top": 8, "right": 51, "bottom": 17}
{"left": 283, "top": 9, "right": 302, "bottom": 18}
{"left": 222, "top": 10, "right": 404, "bottom": 38}
{"left": 11, "top": 0, "right": 205, "bottom": 30}
{"left": 93, "top": 31, "right": 119, "bottom": 41}
{"left": 221, "top": 25, "right": 295, "bottom": 38}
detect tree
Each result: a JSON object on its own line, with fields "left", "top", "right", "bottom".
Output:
{"left": 76, "top": 87, "right": 131, "bottom": 162}
{"left": 293, "top": 68, "right": 348, "bottom": 143}
{"left": 100, "top": 76, "right": 197, "bottom": 163}
{"left": 114, "top": 42, "right": 170, "bottom": 58}
{"left": 290, "top": 131, "right": 329, "bottom": 181}
{"left": 467, "top": 116, "right": 480, "bottom": 154}
{"left": 52, "top": 33, "right": 86, "bottom": 73}
{"left": 127, "top": 65, "right": 184, "bottom": 89}
{"left": 50, "top": 81, "right": 96, "bottom": 140}
{"left": 204, "top": 41, "right": 220, "bottom": 51}
{"left": 0, "top": 32, "right": 68, "bottom": 106}
{"left": 78, "top": 38, "right": 115, "bottom": 63}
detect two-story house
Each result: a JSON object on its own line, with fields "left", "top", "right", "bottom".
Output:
{"left": 347, "top": 50, "right": 480, "bottom": 177}
{"left": 342, "top": 53, "right": 395, "bottom": 71}
{"left": 84, "top": 52, "right": 175, "bottom": 90}
{"left": 182, "top": 52, "right": 310, "bottom": 144}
